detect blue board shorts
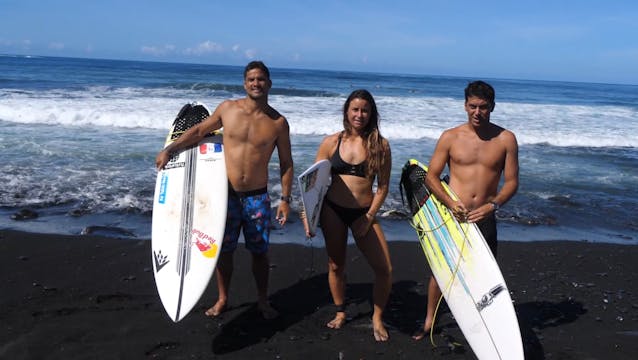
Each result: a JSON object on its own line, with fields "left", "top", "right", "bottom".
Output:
{"left": 221, "top": 187, "right": 271, "bottom": 254}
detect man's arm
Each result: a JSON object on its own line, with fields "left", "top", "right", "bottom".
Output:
{"left": 275, "top": 118, "right": 293, "bottom": 226}
{"left": 491, "top": 130, "right": 519, "bottom": 207}
{"left": 155, "top": 102, "right": 225, "bottom": 169}
{"left": 425, "top": 131, "right": 468, "bottom": 220}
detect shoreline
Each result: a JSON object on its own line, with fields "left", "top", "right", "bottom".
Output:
{"left": 1, "top": 229, "right": 637, "bottom": 359}
{"left": 3, "top": 213, "right": 636, "bottom": 246}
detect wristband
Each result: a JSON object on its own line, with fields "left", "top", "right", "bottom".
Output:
{"left": 280, "top": 195, "right": 292, "bottom": 203}
{"left": 489, "top": 201, "right": 500, "bottom": 210}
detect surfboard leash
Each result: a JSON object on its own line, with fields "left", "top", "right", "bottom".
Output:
{"left": 436, "top": 221, "right": 471, "bottom": 345}
{"left": 407, "top": 216, "right": 447, "bottom": 346}
{"left": 299, "top": 208, "right": 316, "bottom": 278}
{"left": 429, "top": 219, "right": 471, "bottom": 347}
{"left": 409, "top": 212, "right": 472, "bottom": 347}
{"left": 306, "top": 235, "right": 315, "bottom": 277}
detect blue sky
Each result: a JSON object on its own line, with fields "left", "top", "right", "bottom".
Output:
{"left": 1, "top": 0, "right": 637, "bottom": 84}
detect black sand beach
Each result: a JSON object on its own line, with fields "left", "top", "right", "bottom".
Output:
{"left": 1, "top": 229, "right": 637, "bottom": 359}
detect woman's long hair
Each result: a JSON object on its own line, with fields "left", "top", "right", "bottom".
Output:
{"left": 342, "top": 89, "right": 387, "bottom": 178}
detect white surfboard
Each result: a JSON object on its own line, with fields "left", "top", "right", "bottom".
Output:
{"left": 297, "top": 159, "right": 331, "bottom": 235}
{"left": 400, "top": 159, "right": 524, "bottom": 360}
{"left": 152, "top": 102, "right": 227, "bottom": 322}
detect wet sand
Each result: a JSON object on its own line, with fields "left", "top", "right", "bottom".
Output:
{"left": 1, "top": 229, "right": 637, "bottom": 359}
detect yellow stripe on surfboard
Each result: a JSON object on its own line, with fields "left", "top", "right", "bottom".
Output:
{"left": 407, "top": 158, "right": 474, "bottom": 346}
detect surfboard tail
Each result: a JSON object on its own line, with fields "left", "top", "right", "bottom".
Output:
{"left": 399, "top": 159, "right": 431, "bottom": 216}
{"left": 167, "top": 102, "right": 211, "bottom": 142}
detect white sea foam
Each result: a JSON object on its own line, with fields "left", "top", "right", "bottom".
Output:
{"left": 1, "top": 86, "right": 637, "bottom": 149}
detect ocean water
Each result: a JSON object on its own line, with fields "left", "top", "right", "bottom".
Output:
{"left": 1, "top": 55, "right": 636, "bottom": 244}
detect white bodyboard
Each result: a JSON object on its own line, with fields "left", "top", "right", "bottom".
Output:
{"left": 297, "top": 159, "right": 331, "bottom": 235}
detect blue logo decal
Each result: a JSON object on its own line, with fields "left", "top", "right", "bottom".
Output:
{"left": 158, "top": 173, "right": 168, "bottom": 204}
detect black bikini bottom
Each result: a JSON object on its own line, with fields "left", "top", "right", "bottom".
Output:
{"left": 323, "top": 197, "right": 370, "bottom": 227}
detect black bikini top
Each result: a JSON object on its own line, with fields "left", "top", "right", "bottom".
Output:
{"left": 330, "top": 134, "right": 367, "bottom": 178}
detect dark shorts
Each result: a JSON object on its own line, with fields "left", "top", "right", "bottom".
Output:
{"left": 477, "top": 214, "right": 498, "bottom": 257}
{"left": 222, "top": 187, "right": 271, "bottom": 254}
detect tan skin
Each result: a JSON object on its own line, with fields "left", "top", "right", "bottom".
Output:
{"left": 310, "top": 98, "right": 393, "bottom": 341}
{"left": 413, "top": 95, "right": 519, "bottom": 340}
{"left": 155, "top": 68, "right": 293, "bottom": 319}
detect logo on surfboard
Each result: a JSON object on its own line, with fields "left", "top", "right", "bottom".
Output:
{"left": 199, "top": 143, "right": 222, "bottom": 154}
{"left": 476, "top": 284, "right": 506, "bottom": 311}
{"left": 199, "top": 142, "right": 223, "bottom": 162}
{"left": 153, "top": 250, "right": 170, "bottom": 272}
{"left": 191, "top": 228, "right": 219, "bottom": 258}
{"left": 158, "top": 173, "right": 169, "bottom": 204}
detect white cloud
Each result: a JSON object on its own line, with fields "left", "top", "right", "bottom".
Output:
{"left": 48, "top": 42, "right": 65, "bottom": 50}
{"left": 5, "top": 39, "right": 32, "bottom": 50}
{"left": 602, "top": 47, "right": 638, "bottom": 60}
{"left": 184, "top": 41, "right": 224, "bottom": 55}
{"left": 20, "top": 39, "right": 31, "bottom": 50}
{"left": 232, "top": 44, "right": 240, "bottom": 52}
{"left": 244, "top": 48, "right": 257, "bottom": 59}
{"left": 141, "top": 44, "right": 176, "bottom": 56}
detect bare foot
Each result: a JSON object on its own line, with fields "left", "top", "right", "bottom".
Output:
{"left": 373, "top": 320, "right": 389, "bottom": 342}
{"left": 204, "top": 299, "right": 226, "bottom": 317}
{"left": 412, "top": 322, "right": 433, "bottom": 341}
{"left": 258, "top": 301, "right": 279, "bottom": 320}
{"left": 326, "top": 312, "right": 347, "bottom": 329}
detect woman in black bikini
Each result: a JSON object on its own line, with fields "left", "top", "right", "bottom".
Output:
{"left": 305, "top": 89, "right": 392, "bottom": 341}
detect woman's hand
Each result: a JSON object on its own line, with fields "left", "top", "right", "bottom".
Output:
{"left": 353, "top": 212, "right": 375, "bottom": 238}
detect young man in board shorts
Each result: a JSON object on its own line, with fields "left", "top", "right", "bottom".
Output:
{"left": 413, "top": 80, "right": 519, "bottom": 339}
{"left": 156, "top": 61, "right": 293, "bottom": 319}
